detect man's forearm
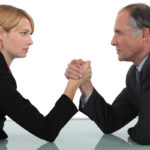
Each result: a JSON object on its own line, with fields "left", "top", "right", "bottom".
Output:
{"left": 79, "top": 80, "right": 93, "bottom": 98}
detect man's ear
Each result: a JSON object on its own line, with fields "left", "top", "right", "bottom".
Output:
{"left": 0, "top": 26, "right": 5, "bottom": 41}
{"left": 142, "top": 28, "right": 150, "bottom": 41}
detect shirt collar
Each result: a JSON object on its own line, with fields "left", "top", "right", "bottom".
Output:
{"left": 137, "top": 55, "right": 149, "bottom": 72}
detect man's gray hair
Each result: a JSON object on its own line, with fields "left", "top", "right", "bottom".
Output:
{"left": 120, "top": 3, "right": 150, "bottom": 36}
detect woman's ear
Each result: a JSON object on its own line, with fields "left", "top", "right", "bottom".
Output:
{"left": 0, "top": 26, "right": 5, "bottom": 40}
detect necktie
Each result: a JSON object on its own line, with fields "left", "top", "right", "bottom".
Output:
{"left": 136, "top": 69, "right": 140, "bottom": 84}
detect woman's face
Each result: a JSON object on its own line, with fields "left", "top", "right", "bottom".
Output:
{"left": 1, "top": 18, "right": 33, "bottom": 61}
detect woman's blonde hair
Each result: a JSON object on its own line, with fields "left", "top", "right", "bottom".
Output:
{"left": 0, "top": 4, "right": 34, "bottom": 49}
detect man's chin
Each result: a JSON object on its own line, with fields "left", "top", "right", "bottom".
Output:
{"left": 118, "top": 56, "right": 130, "bottom": 62}
{"left": 118, "top": 56, "right": 123, "bottom": 61}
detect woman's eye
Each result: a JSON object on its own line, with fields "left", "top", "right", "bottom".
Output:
{"left": 20, "top": 32, "right": 27, "bottom": 36}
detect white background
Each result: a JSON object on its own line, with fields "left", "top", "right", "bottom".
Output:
{"left": 1, "top": 0, "right": 150, "bottom": 118}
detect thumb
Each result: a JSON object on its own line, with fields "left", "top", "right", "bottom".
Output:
{"left": 85, "top": 60, "right": 91, "bottom": 65}
{"left": 83, "top": 60, "right": 91, "bottom": 70}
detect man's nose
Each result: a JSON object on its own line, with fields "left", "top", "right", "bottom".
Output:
{"left": 111, "top": 35, "right": 117, "bottom": 46}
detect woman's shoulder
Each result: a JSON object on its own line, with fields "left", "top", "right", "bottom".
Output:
{"left": 0, "top": 70, "right": 9, "bottom": 80}
{"left": 0, "top": 69, "right": 17, "bottom": 88}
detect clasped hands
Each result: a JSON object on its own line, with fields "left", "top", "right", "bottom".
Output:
{"left": 65, "top": 59, "right": 91, "bottom": 86}
{"left": 64, "top": 59, "right": 93, "bottom": 100}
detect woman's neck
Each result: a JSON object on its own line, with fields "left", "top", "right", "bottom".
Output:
{"left": 0, "top": 51, "right": 13, "bottom": 66}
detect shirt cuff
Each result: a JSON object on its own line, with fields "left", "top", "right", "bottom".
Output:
{"left": 80, "top": 93, "right": 92, "bottom": 107}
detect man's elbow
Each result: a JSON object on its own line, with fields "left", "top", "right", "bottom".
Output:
{"left": 129, "top": 128, "right": 150, "bottom": 145}
{"left": 131, "top": 136, "right": 150, "bottom": 145}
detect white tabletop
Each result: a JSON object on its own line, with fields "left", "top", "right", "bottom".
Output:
{"left": 1, "top": 118, "right": 150, "bottom": 150}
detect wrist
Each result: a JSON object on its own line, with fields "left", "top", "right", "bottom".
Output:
{"left": 79, "top": 80, "right": 93, "bottom": 98}
{"left": 64, "top": 79, "right": 80, "bottom": 100}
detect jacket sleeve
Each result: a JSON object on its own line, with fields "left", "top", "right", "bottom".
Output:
{"left": 128, "top": 89, "right": 150, "bottom": 145}
{"left": 79, "top": 88, "right": 137, "bottom": 134}
{"left": 0, "top": 78, "right": 78, "bottom": 142}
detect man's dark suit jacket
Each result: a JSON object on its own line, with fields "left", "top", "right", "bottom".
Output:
{"left": 0, "top": 52, "right": 77, "bottom": 142}
{"left": 80, "top": 55, "right": 150, "bottom": 145}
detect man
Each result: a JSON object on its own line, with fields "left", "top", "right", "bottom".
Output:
{"left": 65, "top": 3, "right": 150, "bottom": 145}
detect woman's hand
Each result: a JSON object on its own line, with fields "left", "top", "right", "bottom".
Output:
{"left": 64, "top": 60, "right": 92, "bottom": 100}
{"left": 65, "top": 59, "right": 84, "bottom": 80}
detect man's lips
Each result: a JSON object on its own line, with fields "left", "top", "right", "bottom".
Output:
{"left": 116, "top": 49, "right": 120, "bottom": 54}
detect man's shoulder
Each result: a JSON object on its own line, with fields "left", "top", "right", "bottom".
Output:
{"left": 126, "top": 64, "right": 135, "bottom": 78}
{"left": 141, "top": 55, "right": 150, "bottom": 74}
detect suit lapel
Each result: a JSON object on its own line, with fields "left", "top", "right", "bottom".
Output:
{"left": 0, "top": 52, "right": 9, "bottom": 71}
{"left": 140, "top": 54, "right": 150, "bottom": 85}
{"left": 0, "top": 52, "right": 17, "bottom": 88}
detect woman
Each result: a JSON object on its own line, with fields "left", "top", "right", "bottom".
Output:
{"left": 0, "top": 5, "right": 91, "bottom": 142}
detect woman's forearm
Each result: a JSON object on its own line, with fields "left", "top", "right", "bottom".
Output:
{"left": 64, "top": 79, "right": 80, "bottom": 100}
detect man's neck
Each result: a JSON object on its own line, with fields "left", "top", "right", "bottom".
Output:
{"left": 136, "top": 55, "right": 149, "bottom": 72}
{"left": 133, "top": 51, "right": 149, "bottom": 67}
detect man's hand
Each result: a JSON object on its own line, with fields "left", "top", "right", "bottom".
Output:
{"left": 65, "top": 59, "right": 93, "bottom": 98}
{"left": 78, "top": 60, "right": 92, "bottom": 86}
{"left": 64, "top": 60, "right": 92, "bottom": 100}
{"left": 65, "top": 59, "right": 84, "bottom": 80}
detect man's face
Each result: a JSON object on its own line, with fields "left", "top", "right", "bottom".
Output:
{"left": 111, "top": 10, "right": 143, "bottom": 63}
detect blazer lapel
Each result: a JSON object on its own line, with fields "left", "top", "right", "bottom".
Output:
{"left": 141, "top": 54, "right": 150, "bottom": 84}
{"left": 0, "top": 52, "right": 9, "bottom": 71}
{"left": 0, "top": 52, "right": 17, "bottom": 88}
